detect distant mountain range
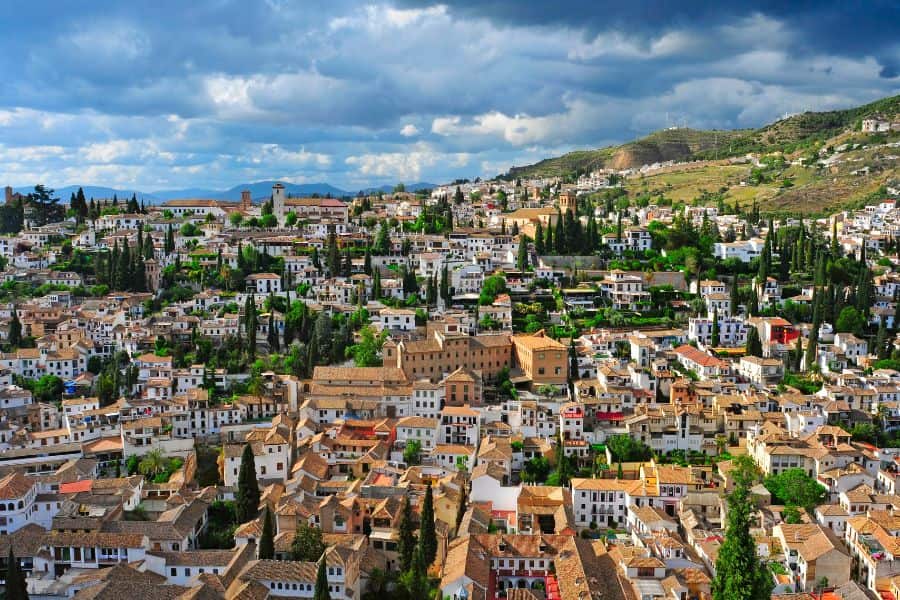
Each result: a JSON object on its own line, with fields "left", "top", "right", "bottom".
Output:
{"left": 13, "top": 180, "right": 437, "bottom": 204}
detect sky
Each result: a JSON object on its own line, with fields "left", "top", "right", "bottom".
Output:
{"left": 0, "top": 1, "right": 898, "bottom": 193}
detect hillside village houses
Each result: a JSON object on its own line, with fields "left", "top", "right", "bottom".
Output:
{"left": 0, "top": 175, "right": 898, "bottom": 600}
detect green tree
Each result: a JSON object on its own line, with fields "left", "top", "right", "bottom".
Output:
{"left": 5, "top": 548, "right": 27, "bottom": 600}
{"left": 479, "top": 275, "right": 507, "bottom": 305}
{"left": 439, "top": 265, "right": 450, "bottom": 305}
{"left": 745, "top": 326, "right": 763, "bottom": 358}
{"left": 267, "top": 309, "right": 279, "bottom": 351}
{"left": 235, "top": 444, "right": 260, "bottom": 523}
{"left": 27, "top": 184, "right": 64, "bottom": 226}
{"left": 419, "top": 485, "right": 437, "bottom": 567}
{"left": 291, "top": 521, "right": 326, "bottom": 561}
{"left": 138, "top": 449, "right": 167, "bottom": 478}
{"left": 244, "top": 295, "right": 257, "bottom": 360}
{"left": 835, "top": 306, "right": 865, "bottom": 335}
{"left": 258, "top": 506, "right": 275, "bottom": 559}
{"left": 327, "top": 233, "right": 340, "bottom": 275}
{"left": 521, "top": 456, "right": 551, "bottom": 483}
{"left": 805, "top": 291, "right": 822, "bottom": 369}
{"left": 606, "top": 434, "right": 653, "bottom": 462}
{"left": 374, "top": 222, "right": 390, "bottom": 255}
{"left": 517, "top": 235, "right": 529, "bottom": 271}
{"left": 399, "top": 546, "right": 429, "bottom": 600}
{"left": 711, "top": 457, "right": 772, "bottom": 600}
{"left": 403, "top": 440, "right": 422, "bottom": 466}
{"left": 397, "top": 495, "right": 416, "bottom": 572}
{"left": 763, "top": 468, "right": 827, "bottom": 511}
{"left": 8, "top": 307, "right": 21, "bottom": 348}
{"left": 314, "top": 558, "right": 331, "bottom": 600}
{"left": 710, "top": 308, "right": 720, "bottom": 347}
{"left": 32, "top": 374, "right": 64, "bottom": 403}
{"left": 165, "top": 224, "right": 175, "bottom": 255}
{"left": 876, "top": 316, "right": 889, "bottom": 360}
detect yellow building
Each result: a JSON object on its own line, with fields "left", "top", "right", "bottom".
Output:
{"left": 384, "top": 330, "right": 512, "bottom": 382}
{"left": 512, "top": 329, "right": 568, "bottom": 388}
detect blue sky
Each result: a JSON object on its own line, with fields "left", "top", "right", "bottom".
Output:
{"left": 0, "top": 1, "right": 898, "bottom": 192}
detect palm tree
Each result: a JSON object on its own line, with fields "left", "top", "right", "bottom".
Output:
{"left": 138, "top": 450, "right": 167, "bottom": 478}
{"left": 715, "top": 435, "right": 728, "bottom": 455}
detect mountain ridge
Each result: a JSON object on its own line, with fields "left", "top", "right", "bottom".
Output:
{"left": 13, "top": 180, "right": 437, "bottom": 204}
{"left": 503, "top": 93, "right": 900, "bottom": 180}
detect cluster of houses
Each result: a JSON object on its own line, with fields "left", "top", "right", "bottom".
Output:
{"left": 0, "top": 180, "right": 898, "bottom": 600}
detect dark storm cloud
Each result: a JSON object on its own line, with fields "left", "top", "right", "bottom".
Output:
{"left": 0, "top": 0, "right": 896, "bottom": 189}
{"left": 411, "top": 0, "right": 900, "bottom": 76}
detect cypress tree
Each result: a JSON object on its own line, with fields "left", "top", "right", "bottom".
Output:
{"left": 373, "top": 270, "right": 382, "bottom": 299}
{"left": 397, "top": 495, "right": 416, "bottom": 572}
{"left": 805, "top": 291, "right": 821, "bottom": 370}
{"left": 363, "top": 247, "right": 372, "bottom": 275}
{"left": 5, "top": 548, "right": 27, "bottom": 600}
{"left": 244, "top": 295, "right": 257, "bottom": 360}
{"left": 730, "top": 278, "right": 740, "bottom": 317}
{"left": 267, "top": 309, "right": 279, "bottom": 351}
{"left": 425, "top": 275, "right": 436, "bottom": 305}
{"left": 554, "top": 212, "right": 564, "bottom": 254}
{"left": 165, "top": 224, "right": 175, "bottom": 255}
{"left": 534, "top": 222, "right": 545, "bottom": 255}
{"left": 710, "top": 308, "right": 720, "bottom": 347}
{"left": 544, "top": 219, "right": 553, "bottom": 253}
{"left": 586, "top": 216, "right": 597, "bottom": 252}
{"left": 403, "top": 545, "right": 429, "bottom": 599}
{"left": 831, "top": 221, "right": 839, "bottom": 257}
{"left": 258, "top": 506, "right": 275, "bottom": 559}
{"left": 876, "top": 316, "right": 888, "bottom": 360}
{"left": 711, "top": 458, "right": 772, "bottom": 600}
{"left": 8, "top": 307, "right": 21, "bottom": 348}
{"left": 108, "top": 240, "right": 119, "bottom": 286}
{"left": 419, "top": 485, "right": 437, "bottom": 567}
{"left": 747, "top": 292, "right": 759, "bottom": 317}
{"left": 133, "top": 251, "right": 146, "bottom": 292}
{"left": 439, "top": 265, "right": 450, "bottom": 305}
{"left": 517, "top": 235, "right": 529, "bottom": 271}
{"left": 117, "top": 243, "right": 131, "bottom": 291}
{"left": 327, "top": 233, "right": 340, "bottom": 275}
{"left": 745, "top": 326, "right": 762, "bottom": 358}
{"left": 313, "top": 558, "right": 331, "bottom": 600}
{"left": 235, "top": 444, "right": 260, "bottom": 524}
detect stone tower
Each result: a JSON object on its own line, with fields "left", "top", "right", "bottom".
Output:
{"left": 272, "top": 183, "right": 286, "bottom": 225}
{"left": 240, "top": 190, "right": 252, "bottom": 212}
{"left": 559, "top": 189, "right": 577, "bottom": 215}
{"left": 144, "top": 259, "right": 160, "bottom": 291}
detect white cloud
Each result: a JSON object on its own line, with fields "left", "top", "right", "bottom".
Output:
{"left": 400, "top": 124, "right": 420, "bottom": 137}
{"left": 345, "top": 144, "right": 468, "bottom": 181}
{"left": 431, "top": 96, "right": 610, "bottom": 146}
{"left": 330, "top": 5, "right": 448, "bottom": 32}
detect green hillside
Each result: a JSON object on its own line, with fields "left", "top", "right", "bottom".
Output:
{"left": 503, "top": 93, "right": 900, "bottom": 180}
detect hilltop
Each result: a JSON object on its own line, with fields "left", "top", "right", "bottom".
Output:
{"left": 504, "top": 93, "right": 900, "bottom": 180}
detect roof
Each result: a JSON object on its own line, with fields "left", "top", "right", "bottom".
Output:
{"left": 148, "top": 549, "right": 237, "bottom": 566}
{"left": 44, "top": 531, "right": 146, "bottom": 548}
{"left": 239, "top": 559, "right": 317, "bottom": 582}
{"left": 673, "top": 344, "right": 728, "bottom": 368}
{"left": 0, "top": 471, "right": 34, "bottom": 499}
